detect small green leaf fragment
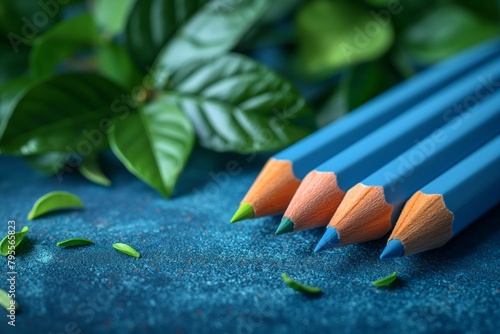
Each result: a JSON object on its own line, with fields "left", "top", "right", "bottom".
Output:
{"left": 281, "top": 273, "right": 322, "bottom": 294}
{"left": 27, "top": 191, "right": 84, "bottom": 220}
{"left": 0, "top": 226, "right": 29, "bottom": 256}
{"left": 372, "top": 272, "right": 398, "bottom": 287}
{"left": 113, "top": 243, "right": 140, "bottom": 258}
{"left": 78, "top": 155, "right": 111, "bottom": 187}
{"left": 0, "top": 289, "right": 17, "bottom": 311}
{"left": 57, "top": 238, "right": 94, "bottom": 248}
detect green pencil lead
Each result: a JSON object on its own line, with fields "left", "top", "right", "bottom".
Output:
{"left": 275, "top": 217, "right": 294, "bottom": 235}
{"left": 230, "top": 203, "right": 255, "bottom": 223}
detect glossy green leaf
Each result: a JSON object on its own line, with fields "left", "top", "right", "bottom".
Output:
{"left": 364, "top": 0, "right": 392, "bottom": 7}
{"left": 372, "top": 272, "right": 398, "bottom": 287}
{"left": 93, "top": 0, "right": 135, "bottom": 36}
{"left": 0, "top": 226, "right": 29, "bottom": 256}
{"left": 24, "top": 152, "right": 68, "bottom": 175}
{"left": 345, "top": 59, "right": 400, "bottom": 110}
{"left": 0, "top": 289, "right": 17, "bottom": 311}
{"left": 315, "top": 83, "right": 350, "bottom": 128}
{"left": 113, "top": 243, "right": 140, "bottom": 258}
{"left": 316, "top": 59, "right": 399, "bottom": 127}
{"left": 126, "top": 0, "right": 269, "bottom": 80}
{"left": 78, "top": 154, "right": 111, "bottom": 187}
{"left": 153, "top": 0, "right": 270, "bottom": 84}
{"left": 0, "top": 73, "right": 125, "bottom": 155}
{"left": 27, "top": 191, "right": 84, "bottom": 220}
{"left": 402, "top": 4, "right": 499, "bottom": 65}
{"left": 109, "top": 97, "right": 194, "bottom": 197}
{"left": 30, "top": 14, "right": 99, "bottom": 78}
{"left": 97, "top": 41, "right": 143, "bottom": 89}
{"left": 455, "top": 0, "right": 500, "bottom": 21}
{"left": 163, "top": 53, "right": 312, "bottom": 153}
{"left": 57, "top": 238, "right": 94, "bottom": 247}
{"left": 296, "top": 0, "right": 394, "bottom": 75}
{"left": 281, "top": 273, "right": 322, "bottom": 294}
{"left": 0, "top": 0, "right": 62, "bottom": 45}
{"left": 125, "top": 0, "right": 208, "bottom": 71}
{"left": 0, "top": 76, "right": 32, "bottom": 138}
{"left": 0, "top": 44, "right": 29, "bottom": 85}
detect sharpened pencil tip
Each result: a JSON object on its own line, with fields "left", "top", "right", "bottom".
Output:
{"left": 275, "top": 217, "right": 294, "bottom": 235}
{"left": 380, "top": 239, "right": 404, "bottom": 259}
{"left": 230, "top": 203, "right": 255, "bottom": 223}
{"left": 314, "top": 227, "right": 340, "bottom": 252}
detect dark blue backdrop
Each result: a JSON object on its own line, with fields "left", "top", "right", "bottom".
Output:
{"left": 0, "top": 149, "right": 499, "bottom": 334}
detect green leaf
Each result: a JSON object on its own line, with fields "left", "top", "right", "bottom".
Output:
{"left": 0, "top": 288, "right": 17, "bottom": 311}
{"left": 113, "top": 243, "right": 140, "bottom": 258}
{"left": 0, "top": 0, "right": 64, "bottom": 45}
{"left": 30, "top": 13, "right": 99, "bottom": 78}
{"left": 401, "top": 4, "right": 499, "bottom": 65}
{"left": 125, "top": 0, "right": 208, "bottom": 71}
{"left": 0, "top": 76, "right": 32, "bottom": 138}
{"left": 345, "top": 59, "right": 400, "bottom": 109}
{"left": 163, "top": 53, "right": 312, "bottom": 153}
{"left": 27, "top": 191, "right": 84, "bottom": 220}
{"left": 24, "top": 152, "right": 68, "bottom": 175}
{"left": 281, "top": 273, "right": 322, "bottom": 294}
{"left": 0, "top": 44, "right": 29, "bottom": 85}
{"left": 0, "top": 73, "right": 125, "bottom": 155}
{"left": 93, "top": 0, "right": 135, "bottom": 36}
{"left": 153, "top": 0, "right": 270, "bottom": 83}
{"left": 364, "top": 0, "right": 392, "bottom": 7}
{"left": 455, "top": 0, "right": 500, "bottom": 22}
{"left": 109, "top": 97, "right": 194, "bottom": 197}
{"left": 315, "top": 83, "right": 350, "bottom": 128}
{"left": 125, "top": 0, "right": 269, "bottom": 80}
{"left": 296, "top": 0, "right": 394, "bottom": 75}
{"left": 0, "top": 226, "right": 29, "bottom": 256}
{"left": 372, "top": 272, "right": 398, "bottom": 287}
{"left": 78, "top": 154, "right": 111, "bottom": 187}
{"left": 57, "top": 238, "right": 94, "bottom": 247}
{"left": 97, "top": 41, "right": 143, "bottom": 89}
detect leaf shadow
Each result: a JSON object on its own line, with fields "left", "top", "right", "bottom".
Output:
{"left": 173, "top": 146, "right": 271, "bottom": 197}
{"left": 14, "top": 237, "right": 35, "bottom": 256}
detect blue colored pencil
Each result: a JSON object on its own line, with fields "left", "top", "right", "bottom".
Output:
{"left": 380, "top": 134, "right": 500, "bottom": 258}
{"left": 315, "top": 90, "right": 500, "bottom": 252}
{"left": 277, "top": 55, "right": 500, "bottom": 235}
{"left": 230, "top": 39, "right": 500, "bottom": 223}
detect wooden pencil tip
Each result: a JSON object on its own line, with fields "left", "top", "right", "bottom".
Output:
{"left": 230, "top": 203, "right": 255, "bottom": 223}
{"left": 275, "top": 217, "right": 294, "bottom": 235}
{"left": 240, "top": 158, "right": 301, "bottom": 217}
{"left": 389, "top": 191, "right": 453, "bottom": 256}
{"left": 380, "top": 239, "right": 405, "bottom": 259}
{"left": 329, "top": 184, "right": 393, "bottom": 246}
{"left": 283, "top": 171, "right": 344, "bottom": 232}
{"left": 314, "top": 227, "right": 339, "bottom": 252}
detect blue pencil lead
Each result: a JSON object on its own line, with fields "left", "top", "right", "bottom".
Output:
{"left": 380, "top": 239, "right": 405, "bottom": 259}
{"left": 314, "top": 227, "right": 340, "bottom": 252}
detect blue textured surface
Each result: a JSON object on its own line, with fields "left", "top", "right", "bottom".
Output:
{"left": 0, "top": 149, "right": 499, "bottom": 334}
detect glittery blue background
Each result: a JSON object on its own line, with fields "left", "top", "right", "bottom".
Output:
{"left": 0, "top": 149, "right": 499, "bottom": 334}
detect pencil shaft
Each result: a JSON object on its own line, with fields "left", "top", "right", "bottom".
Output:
{"left": 317, "top": 56, "right": 500, "bottom": 192}
{"left": 384, "top": 135, "right": 500, "bottom": 257}
{"left": 323, "top": 90, "right": 500, "bottom": 249}
{"left": 274, "top": 39, "right": 500, "bottom": 178}
{"left": 364, "top": 91, "right": 500, "bottom": 223}
{"left": 421, "top": 134, "right": 500, "bottom": 234}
